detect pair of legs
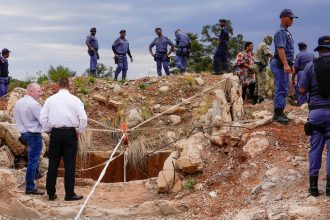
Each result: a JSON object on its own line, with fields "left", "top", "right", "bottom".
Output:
{"left": 89, "top": 53, "right": 97, "bottom": 76}
{"left": 242, "top": 83, "right": 255, "bottom": 101}
{"left": 21, "top": 132, "right": 43, "bottom": 192}
{"left": 46, "top": 128, "right": 78, "bottom": 198}
{"left": 175, "top": 55, "right": 187, "bottom": 73}
{"left": 254, "top": 65, "right": 267, "bottom": 100}
{"left": 294, "top": 70, "right": 308, "bottom": 105}
{"left": 0, "top": 77, "right": 9, "bottom": 97}
{"left": 114, "top": 55, "right": 128, "bottom": 80}
{"left": 213, "top": 46, "right": 229, "bottom": 74}
{"left": 155, "top": 54, "right": 170, "bottom": 76}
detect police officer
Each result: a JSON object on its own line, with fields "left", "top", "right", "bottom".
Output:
{"left": 112, "top": 30, "right": 133, "bottom": 81}
{"left": 213, "top": 19, "right": 230, "bottom": 75}
{"left": 86, "top": 27, "right": 99, "bottom": 76}
{"left": 293, "top": 42, "right": 313, "bottom": 105}
{"left": 271, "top": 9, "right": 297, "bottom": 125}
{"left": 253, "top": 35, "right": 273, "bottom": 104}
{"left": 298, "top": 36, "right": 330, "bottom": 197}
{"left": 0, "top": 48, "right": 11, "bottom": 97}
{"left": 174, "top": 29, "right": 191, "bottom": 73}
{"left": 149, "top": 28, "right": 174, "bottom": 76}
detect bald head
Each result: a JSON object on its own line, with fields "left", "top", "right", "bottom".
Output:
{"left": 27, "top": 83, "right": 42, "bottom": 100}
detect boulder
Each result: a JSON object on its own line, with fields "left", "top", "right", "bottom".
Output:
{"left": 166, "top": 131, "right": 176, "bottom": 144}
{"left": 243, "top": 136, "right": 269, "bottom": 158}
{"left": 211, "top": 132, "right": 243, "bottom": 148}
{"left": 159, "top": 106, "right": 186, "bottom": 115}
{"left": 252, "top": 110, "right": 272, "bottom": 119}
{"left": 108, "top": 99, "right": 122, "bottom": 110}
{"left": 289, "top": 204, "right": 320, "bottom": 219}
{"left": 229, "top": 76, "right": 244, "bottom": 121}
{"left": 153, "top": 104, "right": 161, "bottom": 112}
{"left": 159, "top": 86, "right": 169, "bottom": 92}
{"left": 0, "top": 146, "right": 14, "bottom": 168}
{"left": 127, "top": 108, "right": 143, "bottom": 128}
{"left": 0, "top": 111, "right": 15, "bottom": 123}
{"left": 0, "top": 168, "right": 16, "bottom": 195}
{"left": 93, "top": 94, "right": 107, "bottom": 103}
{"left": 233, "top": 207, "right": 268, "bottom": 220}
{"left": 7, "top": 88, "right": 27, "bottom": 116}
{"left": 213, "top": 89, "right": 232, "bottom": 122}
{"left": 0, "top": 123, "right": 26, "bottom": 156}
{"left": 113, "top": 84, "right": 122, "bottom": 94}
{"left": 195, "top": 77, "right": 205, "bottom": 86}
{"left": 157, "top": 151, "right": 181, "bottom": 193}
{"left": 169, "top": 115, "right": 181, "bottom": 125}
{"left": 175, "top": 132, "right": 205, "bottom": 174}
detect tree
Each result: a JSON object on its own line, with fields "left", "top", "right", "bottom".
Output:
{"left": 47, "top": 65, "right": 76, "bottom": 82}
{"left": 85, "top": 63, "right": 113, "bottom": 78}
{"left": 201, "top": 20, "right": 245, "bottom": 64}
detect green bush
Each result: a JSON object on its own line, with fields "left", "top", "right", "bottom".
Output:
{"left": 36, "top": 74, "right": 49, "bottom": 85}
{"left": 47, "top": 65, "right": 76, "bottom": 82}
{"left": 88, "top": 76, "right": 96, "bottom": 84}
{"left": 8, "top": 78, "right": 31, "bottom": 92}
{"left": 184, "top": 178, "right": 195, "bottom": 190}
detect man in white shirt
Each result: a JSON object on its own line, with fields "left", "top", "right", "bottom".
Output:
{"left": 13, "top": 83, "right": 45, "bottom": 195}
{"left": 40, "top": 77, "right": 87, "bottom": 201}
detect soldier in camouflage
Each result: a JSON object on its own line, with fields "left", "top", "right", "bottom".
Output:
{"left": 253, "top": 35, "right": 274, "bottom": 104}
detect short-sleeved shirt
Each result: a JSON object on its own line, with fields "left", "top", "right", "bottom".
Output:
{"left": 235, "top": 51, "right": 255, "bottom": 84}
{"left": 274, "top": 26, "right": 295, "bottom": 62}
{"left": 175, "top": 32, "right": 191, "bottom": 47}
{"left": 86, "top": 35, "right": 99, "bottom": 50}
{"left": 0, "top": 55, "right": 9, "bottom": 77}
{"left": 150, "top": 36, "right": 174, "bottom": 54}
{"left": 298, "top": 53, "right": 330, "bottom": 107}
{"left": 254, "top": 42, "right": 272, "bottom": 65}
{"left": 112, "top": 37, "right": 129, "bottom": 54}
{"left": 294, "top": 50, "right": 314, "bottom": 72}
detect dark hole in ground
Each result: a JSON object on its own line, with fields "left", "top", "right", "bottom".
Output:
{"left": 59, "top": 151, "right": 171, "bottom": 183}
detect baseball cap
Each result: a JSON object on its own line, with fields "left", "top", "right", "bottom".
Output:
{"left": 314, "top": 35, "right": 330, "bottom": 51}
{"left": 280, "top": 9, "right": 298, "bottom": 18}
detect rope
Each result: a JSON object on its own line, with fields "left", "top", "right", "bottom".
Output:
{"left": 75, "top": 134, "right": 125, "bottom": 220}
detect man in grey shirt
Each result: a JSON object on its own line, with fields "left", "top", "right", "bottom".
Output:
{"left": 13, "top": 83, "right": 45, "bottom": 195}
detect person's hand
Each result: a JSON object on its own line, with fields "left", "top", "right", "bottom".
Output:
{"left": 130, "top": 57, "right": 133, "bottom": 62}
{"left": 76, "top": 132, "right": 81, "bottom": 139}
{"left": 284, "top": 64, "right": 291, "bottom": 74}
{"left": 291, "top": 66, "right": 296, "bottom": 74}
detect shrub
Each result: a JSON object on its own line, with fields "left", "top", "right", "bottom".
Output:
{"left": 36, "top": 74, "right": 49, "bottom": 85}
{"left": 184, "top": 178, "right": 195, "bottom": 190}
{"left": 47, "top": 65, "right": 76, "bottom": 82}
{"left": 88, "top": 76, "right": 96, "bottom": 84}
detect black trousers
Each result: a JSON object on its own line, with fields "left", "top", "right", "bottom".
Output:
{"left": 46, "top": 128, "right": 78, "bottom": 197}
{"left": 242, "top": 83, "right": 255, "bottom": 100}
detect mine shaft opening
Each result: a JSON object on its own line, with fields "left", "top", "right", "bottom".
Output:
{"left": 58, "top": 151, "right": 171, "bottom": 183}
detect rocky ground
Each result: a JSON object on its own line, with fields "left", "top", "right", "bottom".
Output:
{"left": 0, "top": 73, "right": 329, "bottom": 220}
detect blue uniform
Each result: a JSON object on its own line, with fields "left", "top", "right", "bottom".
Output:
{"left": 150, "top": 36, "right": 174, "bottom": 76}
{"left": 112, "top": 37, "right": 132, "bottom": 80}
{"left": 213, "top": 27, "right": 229, "bottom": 74}
{"left": 0, "top": 55, "right": 9, "bottom": 97}
{"left": 299, "top": 52, "right": 330, "bottom": 177}
{"left": 175, "top": 32, "right": 191, "bottom": 72}
{"left": 271, "top": 25, "right": 295, "bottom": 109}
{"left": 86, "top": 35, "right": 99, "bottom": 71}
{"left": 294, "top": 50, "right": 314, "bottom": 105}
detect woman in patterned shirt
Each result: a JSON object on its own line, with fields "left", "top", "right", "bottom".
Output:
{"left": 235, "top": 41, "right": 256, "bottom": 101}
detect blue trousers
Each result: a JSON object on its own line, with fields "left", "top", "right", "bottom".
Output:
{"left": 213, "top": 46, "right": 229, "bottom": 73}
{"left": 155, "top": 54, "right": 170, "bottom": 76}
{"left": 89, "top": 54, "right": 97, "bottom": 71}
{"left": 0, "top": 77, "right": 9, "bottom": 97}
{"left": 309, "top": 109, "right": 330, "bottom": 176}
{"left": 295, "top": 70, "right": 308, "bottom": 105}
{"left": 175, "top": 55, "right": 187, "bottom": 72}
{"left": 21, "top": 132, "right": 43, "bottom": 191}
{"left": 270, "top": 59, "right": 289, "bottom": 109}
{"left": 115, "top": 55, "right": 128, "bottom": 79}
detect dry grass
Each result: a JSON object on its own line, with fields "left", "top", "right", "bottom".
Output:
{"left": 126, "top": 138, "right": 148, "bottom": 168}
{"left": 78, "top": 130, "right": 92, "bottom": 167}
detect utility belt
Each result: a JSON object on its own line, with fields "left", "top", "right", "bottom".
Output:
{"left": 308, "top": 104, "right": 330, "bottom": 111}
{"left": 52, "top": 127, "right": 75, "bottom": 132}
{"left": 304, "top": 122, "right": 327, "bottom": 136}
{"left": 154, "top": 52, "right": 169, "bottom": 62}
{"left": 274, "top": 55, "right": 293, "bottom": 68}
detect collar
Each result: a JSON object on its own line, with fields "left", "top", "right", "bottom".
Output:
{"left": 279, "top": 25, "right": 288, "bottom": 31}
{"left": 59, "top": 89, "right": 70, "bottom": 93}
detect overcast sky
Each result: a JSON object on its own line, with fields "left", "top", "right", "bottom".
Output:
{"left": 1, "top": 0, "right": 329, "bottom": 80}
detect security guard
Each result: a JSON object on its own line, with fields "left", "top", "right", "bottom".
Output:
{"left": 270, "top": 9, "right": 297, "bottom": 125}
{"left": 149, "top": 28, "right": 174, "bottom": 76}
{"left": 293, "top": 42, "right": 313, "bottom": 105}
{"left": 0, "top": 48, "right": 11, "bottom": 97}
{"left": 112, "top": 30, "right": 133, "bottom": 81}
{"left": 86, "top": 27, "right": 99, "bottom": 76}
{"left": 174, "top": 29, "right": 191, "bottom": 73}
{"left": 213, "top": 19, "right": 230, "bottom": 75}
{"left": 299, "top": 35, "right": 330, "bottom": 197}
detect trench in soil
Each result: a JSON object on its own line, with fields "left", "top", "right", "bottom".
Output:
{"left": 59, "top": 151, "right": 170, "bottom": 183}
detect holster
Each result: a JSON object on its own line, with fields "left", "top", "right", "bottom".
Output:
{"left": 304, "top": 121, "right": 325, "bottom": 136}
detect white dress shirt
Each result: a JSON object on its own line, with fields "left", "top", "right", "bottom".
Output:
{"left": 13, "top": 95, "right": 43, "bottom": 133}
{"left": 40, "top": 89, "right": 87, "bottom": 133}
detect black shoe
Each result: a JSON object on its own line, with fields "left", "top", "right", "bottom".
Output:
{"left": 326, "top": 176, "right": 330, "bottom": 196}
{"left": 273, "top": 108, "right": 289, "bottom": 125}
{"left": 309, "top": 176, "right": 319, "bottom": 197}
{"left": 252, "top": 96, "right": 258, "bottom": 105}
{"left": 65, "top": 193, "right": 83, "bottom": 201}
{"left": 49, "top": 194, "right": 58, "bottom": 201}
{"left": 25, "top": 188, "right": 45, "bottom": 195}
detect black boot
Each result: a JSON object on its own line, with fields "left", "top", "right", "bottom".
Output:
{"left": 252, "top": 96, "right": 258, "bottom": 105}
{"left": 309, "top": 176, "right": 319, "bottom": 197}
{"left": 273, "top": 108, "right": 289, "bottom": 125}
{"left": 326, "top": 176, "right": 330, "bottom": 196}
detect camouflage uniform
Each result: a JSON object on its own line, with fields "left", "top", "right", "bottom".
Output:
{"left": 253, "top": 35, "right": 273, "bottom": 100}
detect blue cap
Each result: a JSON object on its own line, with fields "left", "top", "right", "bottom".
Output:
{"left": 119, "top": 29, "right": 126, "bottom": 34}
{"left": 280, "top": 9, "right": 298, "bottom": 18}
{"left": 314, "top": 35, "right": 330, "bottom": 51}
{"left": 1, "top": 48, "right": 11, "bottom": 54}
{"left": 298, "top": 42, "right": 307, "bottom": 47}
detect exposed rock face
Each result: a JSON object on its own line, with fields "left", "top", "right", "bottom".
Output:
{"left": 7, "top": 88, "right": 27, "bottom": 116}
{"left": 289, "top": 204, "right": 320, "bottom": 219}
{"left": 127, "top": 108, "right": 144, "bottom": 128}
{"left": 0, "top": 146, "right": 14, "bottom": 168}
{"left": 0, "top": 123, "right": 26, "bottom": 156}
{"left": 169, "top": 115, "right": 181, "bottom": 125}
{"left": 211, "top": 131, "right": 243, "bottom": 148}
{"left": 108, "top": 99, "right": 122, "bottom": 110}
{"left": 213, "top": 89, "right": 231, "bottom": 122}
{"left": 233, "top": 207, "right": 268, "bottom": 220}
{"left": 243, "top": 136, "right": 269, "bottom": 158}
{"left": 157, "top": 151, "right": 181, "bottom": 193}
{"left": 175, "top": 132, "right": 205, "bottom": 174}
{"left": 195, "top": 77, "right": 205, "bottom": 86}
{"left": 93, "top": 94, "right": 107, "bottom": 103}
